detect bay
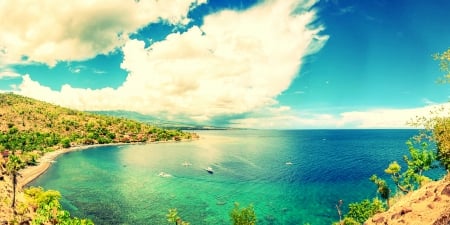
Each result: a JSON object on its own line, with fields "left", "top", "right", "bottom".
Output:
{"left": 29, "top": 129, "right": 435, "bottom": 224}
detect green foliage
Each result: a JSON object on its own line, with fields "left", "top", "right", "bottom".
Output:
{"left": 381, "top": 138, "right": 436, "bottom": 196}
{"left": 6, "top": 154, "right": 25, "bottom": 175}
{"left": 345, "top": 198, "right": 385, "bottom": 224}
{"left": 0, "top": 93, "right": 197, "bottom": 166}
{"left": 369, "top": 175, "right": 390, "bottom": 207}
{"left": 405, "top": 140, "right": 436, "bottom": 174}
{"left": 331, "top": 217, "right": 360, "bottom": 225}
{"left": 167, "top": 208, "right": 179, "bottom": 224}
{"left": 230, "top": 202, "right": 257, "bottom": 225}
{"left": 384, "top": 161, "right": 401, "bottom": 175}
{"left": 434, "top": 117, "right": 450, "bottom": 171}
{"left": 25, "top": 187, "right": 94, "bottom": 225}
{"left": 403, "top": 139, "right": 435, "bottom": 185}
{"left": 433, "top": 47, "right": 450, "bottom": 83}
{"left": 166, "top": 208, "right": 189, "bottom": 225}
{"left": 410, "top": 48, "right": 450, "bottom": 171}
{"left": 61, "top": 138, "right": 71, "bottom": 148}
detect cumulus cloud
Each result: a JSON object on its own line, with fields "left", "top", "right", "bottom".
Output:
{"left": 16, "top": 0, "right": 328, "bottom": 124}
{"left": 0, "top": 0, "right": 206, "bottom": 66}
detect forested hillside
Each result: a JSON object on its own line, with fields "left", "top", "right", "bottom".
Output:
{"left": 0, "top": 93, "right": 197, "bottom": 161}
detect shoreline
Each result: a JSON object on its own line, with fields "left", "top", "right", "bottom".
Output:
{"left": 18, "top": 138, "right": 198, "bottom": 189}
{"left": 18, "top": 143, "right": 128, "bottom": 189}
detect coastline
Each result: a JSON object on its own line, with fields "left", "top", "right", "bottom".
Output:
{"left": 18, "top": 138, "right": 199, "bottom": 189}
{"left": 18, "top": 143, "right": 128, "bottom": 189}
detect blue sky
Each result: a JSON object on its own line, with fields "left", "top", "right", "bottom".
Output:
{"left": 0, "top": 0, "right": 449, "bottom": 128}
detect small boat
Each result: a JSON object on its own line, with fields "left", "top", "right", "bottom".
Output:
{"left": 158, "top": 172, "right": 172, "bottom": 178}
{"left": 285, "top": 162, "right": 293, "bottom": 165}
{"left": 206, "top": 167, "right": 214, "bottom": 174}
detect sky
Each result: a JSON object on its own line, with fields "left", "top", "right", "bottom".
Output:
{"left": 0, "top": 0, "right": 449, "bottom": 129}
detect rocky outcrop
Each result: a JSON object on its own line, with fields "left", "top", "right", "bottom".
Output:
{"left": 366, "top": 177, "right": 450, "bottom": 225}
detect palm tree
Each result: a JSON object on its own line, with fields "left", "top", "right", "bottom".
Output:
{"left": 6, "top": 153, "right": 23, "bottom": 209}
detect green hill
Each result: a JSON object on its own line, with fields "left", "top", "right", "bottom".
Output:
{"left": 0, "top": 93, "right": 197, "bottom": 158}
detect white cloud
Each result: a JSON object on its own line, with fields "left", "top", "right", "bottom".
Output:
{"left": 16, "top": 0, "right": 328, "bottom": 124}
{"left": 0, "top": 0, "right": 206, "bottom": 67}
{"left": 230, "top": 103, "right": 450, "bottom": 129}
{"left": 0, "top": 71, "right": 21, "bottom": 79}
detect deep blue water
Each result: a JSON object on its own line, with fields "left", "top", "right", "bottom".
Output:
{"left": 29, "top": 129, "right": 440, "bottom": 225}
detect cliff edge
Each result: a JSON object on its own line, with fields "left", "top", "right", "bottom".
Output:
{"left": 366, "top": 176, "right": 450, "bottom": 225}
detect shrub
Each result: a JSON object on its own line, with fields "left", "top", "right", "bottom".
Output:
{"left": 230, "top": 202, "right": 257, "bottom": 225}
{"left": 345, "top": 198, "right": 385, "bottom": 224}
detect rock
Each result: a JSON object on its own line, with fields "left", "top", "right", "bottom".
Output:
{"left": 440, "top": 184, "right": 450, "bottom": 197}
{"left": 434, "top": 196, "right": 442, "bottom": 202}
{"left": 371, "top": 215, "right": 385, "bottom": 224}
{"left": 433, "top": 214, "right": 450, "bottom": 225}
{"left": 391, "top": 207, "right": 413, "bottom": 220}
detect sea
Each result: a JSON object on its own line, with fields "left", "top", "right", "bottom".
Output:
{"left": 28, "top": 129, "right": 444, "bottom": 225}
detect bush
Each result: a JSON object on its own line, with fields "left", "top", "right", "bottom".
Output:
{"left": 345, "top": 198, "right": 385, "bottom": 224}
{"left": 230, "top": 202, "right": 257, "bottom": 225}
{"left": 434, "top": 117, "right": 450, "bottom": 171}
{"left": 25, "top": 187, "right": 94, "bottom": 225}
{"left": 61, "top": 138, "right": 71, "bottom": 148}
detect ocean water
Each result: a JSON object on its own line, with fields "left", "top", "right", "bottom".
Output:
{"left": 28, "top": 129, "right": 440, "bottom": 225}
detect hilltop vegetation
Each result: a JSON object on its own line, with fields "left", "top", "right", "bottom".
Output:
{"left": 0, "top": 93, "right": 197, "bottom": 153}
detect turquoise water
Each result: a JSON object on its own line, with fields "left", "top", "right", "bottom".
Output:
{"left": 29, "top": 129, "right": 439, "bottom": 224}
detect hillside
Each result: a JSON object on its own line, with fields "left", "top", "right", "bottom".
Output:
{"left": 366, "top": 176, "right": 450, "bottom": 225}
{"left": 0, "top": 93, "right": 197, "bottom": 151}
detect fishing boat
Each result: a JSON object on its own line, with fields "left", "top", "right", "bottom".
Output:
{"left": 158, "top": 172, "right": 172, "bottom": 178}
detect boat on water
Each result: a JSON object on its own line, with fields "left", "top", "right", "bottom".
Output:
{"left": 206, "top": 167, "right": 214, "bottom": 174}
{"left": 158, "top": 172, "right": 172, "bottom": 178}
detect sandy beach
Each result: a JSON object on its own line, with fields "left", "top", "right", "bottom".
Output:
{"left": 18, "top": 143, "right": 127, "bottom": 189}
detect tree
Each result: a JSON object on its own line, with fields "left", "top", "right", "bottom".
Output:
{"left": 434, "top": 48, "right": 450, "bottom": 83}
{"left": 6, "top": 154, "right": 24, "bottom": 209}
{"left": 410, "top": 48, "right": 450, "bottom": 172}
{"left": 403, "top": 139, "right": 436, "bottom": 185}
{"left": 383, "top": 138, "right": 436, "bottom": 196}
{"left": 433, "top": 116, "right": 450, "bottom": 172}
{"left": 230, "top": 202, "right": 257, "bottom": 225}
{"left": 369, "top": 175, "right": 390, "bottom": 208}
{"left": 384, "top": 161, "right": 409, "bottom": 194}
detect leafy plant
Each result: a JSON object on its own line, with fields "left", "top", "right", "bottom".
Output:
{"left": 230, "top": 202, "right": 257, "bottom": 225}
{"left": 24, "top": 187, "right": 94, "bottom": 225}
{"left": 166, "top": 208, "right": 189, "bottom": 225}
{"left": 369, "top": 175, "right": 390, "bottom": 208}
{"left": 346, "top": 198, "right": 384, "bottom": 224}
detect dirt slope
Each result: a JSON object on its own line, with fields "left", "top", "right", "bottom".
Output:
{"left": 366, "top": 177, "right": 450, "bottom": 225}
